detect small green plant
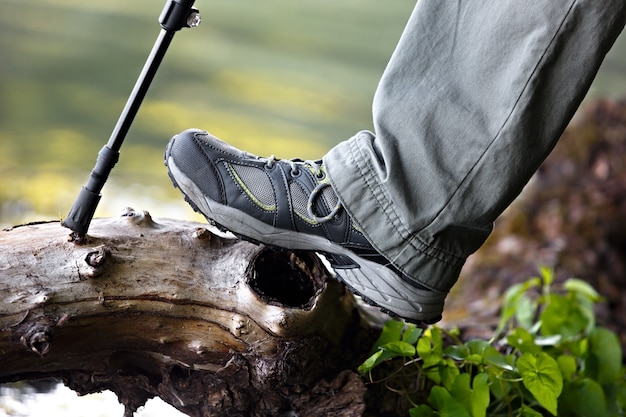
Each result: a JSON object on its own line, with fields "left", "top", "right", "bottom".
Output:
{"left": 359, "top": 267, "right": 626, "bottom": 416}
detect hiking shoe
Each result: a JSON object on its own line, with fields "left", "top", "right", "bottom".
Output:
{"left": 164, "top": 128, "right": 446, "bottom": 323}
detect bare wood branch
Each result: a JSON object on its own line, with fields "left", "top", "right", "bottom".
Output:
{"left": 0, "top": 208, "right": 369, "bottom": 416}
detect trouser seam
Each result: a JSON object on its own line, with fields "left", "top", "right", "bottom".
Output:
{"left": 428, "top": 0, "right": 578, "bottom": 229}
{"left": 349, "top": 137, "right": 408, "bottom": 242}
{"left": 405, "top": 235, "right": 466, "bottom": 267}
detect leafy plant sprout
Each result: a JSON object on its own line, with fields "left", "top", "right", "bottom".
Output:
{"left": 359, "top": 267, "right": 625, "bottom": 417}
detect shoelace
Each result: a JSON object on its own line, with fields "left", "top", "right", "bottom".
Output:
{"left": 260, "top": 155, "right": 343, "bottom": 223}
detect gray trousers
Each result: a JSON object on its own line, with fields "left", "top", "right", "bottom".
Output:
{"left": 324, "top": 1, "right": 625, "bottom": 295}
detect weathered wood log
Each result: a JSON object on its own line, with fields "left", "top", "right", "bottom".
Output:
{"left": 0, "top": 207, "right": 370, "bottom": 417}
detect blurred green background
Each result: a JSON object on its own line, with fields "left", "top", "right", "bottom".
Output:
{"left": 2, "top": 0, "right": 626, "bottom": 228}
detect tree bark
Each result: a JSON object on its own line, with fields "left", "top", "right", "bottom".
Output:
{"left": 0, "top": 207, "right": 370, "bottom": 417}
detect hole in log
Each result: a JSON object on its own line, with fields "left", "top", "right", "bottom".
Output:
{"left": 248, "top": 249, "right": 326, "bottom": 309}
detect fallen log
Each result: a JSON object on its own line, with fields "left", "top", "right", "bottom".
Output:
{"left": 0, "top": 207, "right": 370, "bottom": 417}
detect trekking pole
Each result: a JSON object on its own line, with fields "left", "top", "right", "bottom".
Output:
{"left": 62, "top": 0, "right": 201, "bottom": 238}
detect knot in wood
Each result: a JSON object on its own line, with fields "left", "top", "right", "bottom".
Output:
{"left": 86, "top": 246, "right": 110, "bottom": 268}
{"left": 119, "top": 207, "right": 155, "bottom": 227}
{"left": 120, "top": 207, "right": 139, "bottom": 217}
{"left": 20, "top": 322, "right": 52, "bottom": 357}
{"left": 79, "top": 245, "right": 111, "bottom": 279}
{"left": 67, "top": 231, "right": 86, "bottom": 244}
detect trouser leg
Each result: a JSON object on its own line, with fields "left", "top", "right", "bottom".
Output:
{"left": 324, "top": 0, "right": 625, "bottom": 292}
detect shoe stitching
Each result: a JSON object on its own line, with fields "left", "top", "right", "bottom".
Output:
{"left": 226, "top": 162, "right": 276, "bottom": 212}
{"left": 191, "top": 136, "right": 227, "bottom": 203}
{"left": 219, "top": 158, "right": 279, "bottom": 217}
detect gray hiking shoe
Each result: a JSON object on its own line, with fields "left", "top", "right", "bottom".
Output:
{"left": 164, "top": 128, "right": 446, "bottom": 323}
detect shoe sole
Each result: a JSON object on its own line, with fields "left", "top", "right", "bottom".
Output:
{"left": 165, "top": 146, "right": 444, "bottom": 324}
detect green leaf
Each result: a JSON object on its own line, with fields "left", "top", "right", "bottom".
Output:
{"left": 358, "top": 343, "right": 407, "bottom": 374}
{"left": 417, "top": 334, "right": 434, "bottom": 360}
{"left": 518, "top": 405, "right": 544, "bottom": 417}
{"left": 585, "top": 327, "right": 622, "bottom": 384}
{"left": 540, "top": 293, "right": 589, "bottom": 338}
{"left": 444, "top": 344, "right": 469, "bottom": 361}
{"left": 603, "top": 381, "right": 624, "bottom": 417}
{"left": 370, "top": 320, "right": 404, "bottom": 353}
{"left": 563, "top": 278, "right": 603, "bottom": 302}
{"left": 359, "top": 319, "right": 412, "bottom": 373}
{"left": 463, "top": 340, "right": 490, "bottom": 367}
{"left": 450, "top": 373, "right": 490, "bottom": 417}
{"left": 428, "top": 386, "right": 471, "bottom": 417}
{"left": 507, "top": 327, "right": 541, "bottom": 354}
{"left": 470, "top": 373, "right": 490, "bottom": 417}
{"left": 514, "top": 293, "right": 536, "bottom": 330}
{"left": 488, "top": 368, "right": 513, "bottom": 400}
{"left": 409, "top": 405, "right": 436, "bottom": 417}
{"left": 558, "top": 379, "right": 608, "bottom": 417}
{"left": 402, "top": 324, "right": 423, "bottom": 345}
{"left": 556, "top": 354, "right": 577, "bottom": 380}
{"left": 357, "top": 350, "right": 385, "bottom": 374}
{"left": 465, "top": 354, "right": 483, "bottom": 366}
{"left": 418, "top": 327, "right": 444, "bottom": 365}
{"left": 483, "top": 346, "right": 515, "bottom": 372}
{"left": 517, "top": 352, "right": 563, "bottom": 416}
{"left": 539, "top": 266, "right": 554, "bottom": 287}
{"left": 497, "top": 282, "right": 526, "bottom": 333}
{"left": 568, "top": 336, "right": 589, "bottom": 358}
{"left": 428, "top": 326, "right": 444, "bottom": 356}
{"left": 381, "top": 340, "right": 416, "bottom": 357}
{"left": 418, "top": 329, "right": 445, "bottom": 383}
{"left": 439, "top": 358, "right": 461, "bottom": 391}
{"left": 450, "top": 374, "right": 472, "bottom": 412}
{"left": 466, "top": 339, "right": 490, "bottom": 356}
{"left": 497, "top": 279, "right": 540, "bottom": 333}
{"left": 619, "top": 380, "right": 626, "bottom": 406}
{"left": 616, "top": 380, "right": 626, "bottom": 413}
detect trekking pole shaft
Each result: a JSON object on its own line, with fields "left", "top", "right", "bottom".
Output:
{"left": 108, "top": 29, "right": 174, "bottom": 151}
{"left": 62, "top": 0, "right": 198, "bottom": 237}
{"left": 62, "top": 30, "right": 175, "bottom": 237}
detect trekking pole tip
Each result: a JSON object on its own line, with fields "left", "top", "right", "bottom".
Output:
{"left": 62, "top": 186, "right": 102, "bottom": 237}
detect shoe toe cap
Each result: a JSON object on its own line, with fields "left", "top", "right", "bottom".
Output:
{"left": 166, "top": 129, "right": 225, "bottom": 202}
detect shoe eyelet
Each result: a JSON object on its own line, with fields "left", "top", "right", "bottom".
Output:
{"left": 265, "top": 162, "right": 275, "bottom": 170}
{"left": 291, "top": 168, "right": 301, "bottom": 177}
{"left": 315, "top": 171, "right": 326, "bottom": 180}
